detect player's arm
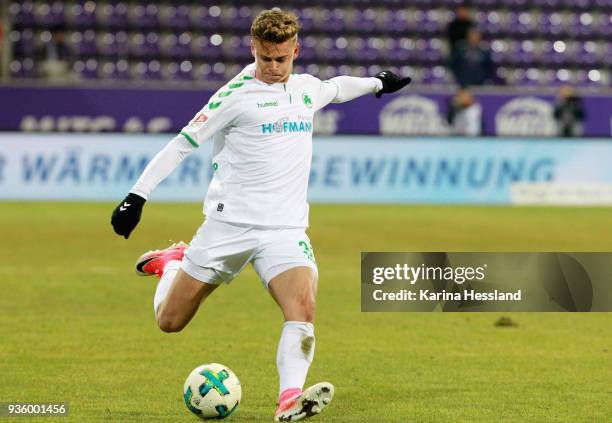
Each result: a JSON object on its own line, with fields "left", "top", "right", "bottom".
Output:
{"left": 111, "top": 95, "right": 239, "bottom": 239}
{"left": 313, "top": 71, "right": 412, "bottom": 110}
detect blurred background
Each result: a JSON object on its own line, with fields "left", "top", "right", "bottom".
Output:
{"left": 1, "top": 1, "right": 611, "bottom": 204}
{"left": 2, "top": 0, "right": 612, "bottom": 136}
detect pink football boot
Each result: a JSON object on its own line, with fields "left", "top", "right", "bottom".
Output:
{"left": 274, "top": 382, "right": 334, "bottom": 421}
{"left": 135, "top": 242, "right": 187, "bottom": 277}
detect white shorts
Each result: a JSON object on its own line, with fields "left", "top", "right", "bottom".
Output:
{"left": 180, "top": 218, "right": 318, "bottom": 288}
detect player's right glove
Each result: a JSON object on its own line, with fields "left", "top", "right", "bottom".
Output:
{"left": 374, "top": 70, "right": 412, "bottom": 98}
{"left": 111, "top": 193, "right": 146, "bottom": 239}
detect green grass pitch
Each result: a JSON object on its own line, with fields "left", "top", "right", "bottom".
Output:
{"left": 1, "top": 202, "right": 611, "bottom": 422}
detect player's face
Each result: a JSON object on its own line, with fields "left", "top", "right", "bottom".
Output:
{"left": 251, "top": 38, "right": 299, "bottom": 84}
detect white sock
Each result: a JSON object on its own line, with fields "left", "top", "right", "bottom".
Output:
{"left": 153, "top": 260, "right": 180, "bottom": 315}
{"left": 276, "top": 321, "right": 315, "bottom": 397}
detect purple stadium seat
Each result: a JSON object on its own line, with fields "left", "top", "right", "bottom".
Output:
{"left": 348, "top": 37, "right": 384, "bottom": 63}
{"left": 33, "top": 2, "right": 65, "bottom": 27}
{"left": 69, "top": 30, "right": 97, "bottom": 57}
{"left": 129, "top": 32, "right": 160, "bottom": 58}
{"left": 352, "top": 9, "right": 378, "bottom": 35}
{"left": 97, "top": 32, "right": 117, "bottom": 57}
{"left": 593, "top": 0, "right": 612, "bottom": 8}
{"left": 299, "top": 36, "right": 318, "bottom": 62}
{"left": 11, "top": 29, "right": 36, "bottom": 57}
{"left": 540, "top": 40, "right": 572, "bottom": 66}
{"left": 211, "top": 62, "right": 228, "bottom": 82}
{"left": 598, "top": 13, "right": 612, "bottom": 37}
{"left": 95, "top": 31, "right": 128, "bottom": 58}
{"left": 382, "top": 9, "right": 410, "bottom": 35}
{"left": 517, "top": 40, "right": 536, "bottom": 65}
{"left": 317, "top": 8, "right": 350, "bottom": 34}
{"left": 296, "top": 8, "right": 316, "bottom": 33}
{"left": 144, "top": 60, "right": 162, "bottom": 80}
{"left": 471, "top": 0, "right": 497, "bottom": 7}
{"left": 73, "top": 58, "right": 99, "bottom": 80}
{"left": 603, "top": 43, "right": 612, "bottom": 65}
{"left": 223, "top": 7, "right": 253, "bottom": 32}
{"left": 490, "top": 39, "right": 505, "bottom": 64}
{"left": 422, "top": 10, "right": 445, "bottom": 35}
{"left": 221, "top": 36, "right": 251, "bottom": 62}
{"left": 194, "top": 63, "right": 220, "bottom": 82}
{"left": 319, "top": 36, "right": 349, "bottom": 63}
{"left": 115, "top": 60, "right": 131, "bottom": 80}
{"left": 388, "top": 37, "right": 416, "bottom": 64}
{"left": 164, "top": 61, "right": 193, "bottom": 81}
{"left": 11, "top": 1, "right": 35, "bottom": 27}
{"left": 564, "top": 0, "right": 590, "bottom": 9}
{"left": 67, "top": 2, "right": 96, "bottom": 28}
{"left": 411, "top": 38, "right": 430, "bottom": 64}
{"left": 131, "top": 4, "right": 160, "bottom": 29}
{"left": 422, "top": 66, "right": 449, "bottom": 85}
{"left": 573, "top": 12, "right": 596, "bottom": 37}
{"left": 99, "top": 61, "right": 116, "bottom": 80}
{"left": 9, "top": 60, "right": 24, "bottom": 79}
{"left": 574, "top": 41, "right": 599, "bottom": 66}
{"left": 162, "top": 32, "right": 192, "bottom": 60}
{"left": 191, "top": 34, "right": 224, "bottom": 60}
{"left": 159, "top": 5, "right": 191, "bottom": 30}
{"left": 97, "top": 2, "right": 129, "bottom": 29}
{"left": 550, "top": 68, "right": 572, "bottom": 85}
{"left": 10, "top": 59, "right": 37, "bottom": 79}
{"left": 319, "top": 65, "right": 339, "bottom": 80}
{"left": 223, "top": 63, "right": 244, "bottom": 80}
{"left": 192, "top": 6, "right": 223, "bottom": 32}
{"left": 480, "top": 11, "right": 503, "bottom": 36}
{"left": 524, "top": 68, "right": 543, "bottom": 85}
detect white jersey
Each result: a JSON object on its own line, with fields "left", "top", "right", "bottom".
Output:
{"left": 131, "top": 64, "right": 381, "bottom": 228}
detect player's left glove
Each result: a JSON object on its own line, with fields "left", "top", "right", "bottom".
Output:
{"left": 375, "top": 70, "right": 412, "bottom": 98}
{"left": 111, "top": 193, "right": 146, "bottom": 239}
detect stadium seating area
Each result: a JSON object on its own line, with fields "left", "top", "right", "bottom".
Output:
{"left": 8, "top": 1, "right": 612, "bottom": 86}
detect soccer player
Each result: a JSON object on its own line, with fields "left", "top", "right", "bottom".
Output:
{"left": 111, "top": 9, "right": 411, "bottom": 421}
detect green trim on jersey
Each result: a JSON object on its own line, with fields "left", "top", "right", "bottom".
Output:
{"left": 240, "top": 75, "right": 254, "bottom": 80}
{"left": 219, "top": 91, "right": 233, "bottom": 98}
{"left": 208, "top": 102, "right": 222, "bottom": 109}
{"left": 180, "top": 131, "right": 199, "bottom": 147}
{"left": 229, "top": 82, "right": 244, "bottom": 89}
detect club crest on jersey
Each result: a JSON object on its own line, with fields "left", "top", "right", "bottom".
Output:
{"left": 192, "top": 113, "right": 209, "bottom": 124}
{"left": 302, "top": 93, "right": 313, "bottom": 108}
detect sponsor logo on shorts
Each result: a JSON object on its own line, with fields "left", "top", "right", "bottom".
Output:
{"left": 217, "top": 203, "right": 224, "bottom": 212}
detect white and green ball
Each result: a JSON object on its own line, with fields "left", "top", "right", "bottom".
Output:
{"left": 183, "top": 363, "right": 241, "bottom": 419}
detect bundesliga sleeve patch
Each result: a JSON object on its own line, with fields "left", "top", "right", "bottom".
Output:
{"left": 192, "top": 113, "right": 209, "bottom": 124}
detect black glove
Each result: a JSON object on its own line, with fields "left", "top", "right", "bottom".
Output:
{"left": 111, "top": 193, "right": 146, "bottom": 239}
{"left": 375, "top": 70, "right": 412, "bottom": 98}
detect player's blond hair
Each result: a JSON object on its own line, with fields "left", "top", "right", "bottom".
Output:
{"left": 251, "top": 9, "right": 300, "bottom": 44}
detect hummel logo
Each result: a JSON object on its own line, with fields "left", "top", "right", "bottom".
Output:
{"left": 119, "top": 202, "right": 131, "bottom": 211}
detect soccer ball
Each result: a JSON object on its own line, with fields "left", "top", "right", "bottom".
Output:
{"left": 183, "top": 363, "right": 241, "bottom": 419}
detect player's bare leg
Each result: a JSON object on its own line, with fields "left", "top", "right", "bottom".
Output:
{"left": 268, "top": 266, "right": 317, "bottom": 322}
{"left": 156, "top": 269, "right": 218, "bottom": 333}
{"left": 268, "top": 267, "right": 334, "bottom": 421}
{"left": 135, "top": 243, "right": 219, "bottom": 333}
